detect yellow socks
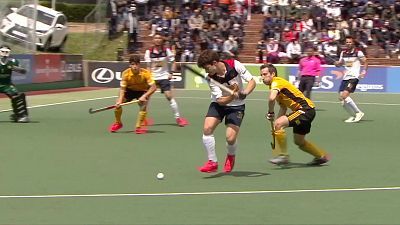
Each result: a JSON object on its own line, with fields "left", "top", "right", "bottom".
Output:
{"left": 299, "top": 140, "right": 326, "bottom": 158}
{"left": 272, "top": 129, "right": 288, "bottom": 157}
{"left": 135, "top": 110, "right": 147, "bottom": 128}
{"left": 114, "top": 107, "right": 122, "bottom": 124}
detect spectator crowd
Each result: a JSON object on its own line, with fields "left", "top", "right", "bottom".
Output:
{"left": 107, "top": 0, "right": 400, "bottom": 63}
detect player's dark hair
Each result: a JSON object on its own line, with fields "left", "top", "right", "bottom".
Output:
{"left": 129, "top": 55, "right": 141, "bottom": 64}
{"left": 260, "top": 63, "right": 278, "bottom": 77}
{"left": 197, "top": 50, "right": 220, "bottom": 69}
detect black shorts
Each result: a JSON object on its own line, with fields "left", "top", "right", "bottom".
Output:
{"left": 125, "top": 89, "right": 146, "bottom": 102}
{"left": 155, "top": 79, "right": 171, "bottom": 93}
{"left": 339, "top": 79, "right": 359, "bottom": 93}
{"left": 206, "top": 102, "right": 245, "bottom": 127}
{"left": 288, "top": 108, "right": 316, "bottom": 135}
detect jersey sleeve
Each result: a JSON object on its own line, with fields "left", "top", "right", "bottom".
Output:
{"left": 120, "top": 69, "right": 129, "bottom": 88}
{"left": 11, "top": 58, "right": 19, "bottom": 67}
{"left": 144, "top": 70, "right": 155, "bottom": 85}
{"left": 357, "top": 50, "right": 366, "bottom": 59}
{"left": 270, "top": 80, "right": 283, "bottom": 92}
{"left": 233, "top": 60, "right": 253, "bottom": 82}
{"left": 143, "top": 49, "right": 151, "bottom": 63}
{"left": 166, "top": 48, "right": 175, "bottom": 63}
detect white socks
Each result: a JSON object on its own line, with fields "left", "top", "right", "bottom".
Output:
{"left": 227, "top": 142, "right": 237, "bottom": 156}
{"left": 169, "top": 98, "right": 180, "bottom": 119}
{"left": 202, "top": 134, "right": 217, "bottom": 162}
{"left": 343, "top": 97, "right": 361, "bottom": 116}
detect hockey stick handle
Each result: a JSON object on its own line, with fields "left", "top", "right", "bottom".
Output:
{"left": 183, "top": 65, "right": 234, "bottom": 95}
{"left": 270, "top": 120, "right": 276, "bottom": 149}
{"left": 88, "top": 100, "right": 139, "bottom": 114}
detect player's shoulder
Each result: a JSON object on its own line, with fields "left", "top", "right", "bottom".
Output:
{"left": 140, "top": 68, "right": 152, "bottom": 76}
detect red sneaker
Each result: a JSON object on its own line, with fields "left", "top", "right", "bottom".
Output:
{"left": 224, "top": 154, "right": 236, "bottom": 173}
{"left": 109, "top": 122, "right": 123, "bottom": 132}
{"left": 135, "top": 127, "right": 148, "bottom": 134}
{"left": 176, "top": 117, "right": 189, "bottom": 127}
{"left": 141, "top": 118, "right": 154, "bottom": 126}
{"left": 198, "top": 160, "right": 218, "bottom": 173}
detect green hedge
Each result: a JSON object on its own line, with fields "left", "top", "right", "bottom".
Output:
{"left": 39, "top": 2, "right": 96, "bottom": 22}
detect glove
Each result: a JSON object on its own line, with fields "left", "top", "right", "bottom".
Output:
{"left": 238, "top": 91, "right": 247, "bottom": 100}
{"left": 266, "top": 112, "right": 275, "bottom": 121}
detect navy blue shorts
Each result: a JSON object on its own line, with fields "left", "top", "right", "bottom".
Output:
{"left": 339, "top": 79, "right": 359, "bottom": 93}
{"left": 206, "top": 102, "right": 245, "bottom": 127}
{"left": 155, "top": 79, "right": 171, "bottom": 93}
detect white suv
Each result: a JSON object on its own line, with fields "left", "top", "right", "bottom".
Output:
{"left": 0, "top": 4, "right": 68, "bottom": 52}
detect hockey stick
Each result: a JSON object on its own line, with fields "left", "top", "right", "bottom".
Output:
{"left": 88, "top": 100, "right": 139, "bottom": 114}
{"left": 270, "top": 120, "right": 276, "bottom": 149}
{"left": 183, "top": 65, "right": 234, "bottom": 95}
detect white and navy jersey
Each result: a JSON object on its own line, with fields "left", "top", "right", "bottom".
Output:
{"left": 208, "top": 59, "right": 254, "bottom": 107}
{"left": 144, "top": 47, "right": 175, "bottom": 80}
{"left": 338, "top": 48, "right": 366, "bottom": 80}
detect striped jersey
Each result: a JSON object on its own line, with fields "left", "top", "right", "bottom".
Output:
{"left": 270, "top": 77, "right": 315, "bottom": 111}
{"left": 338, "top": 48, "right": 366, "bottom": 80}
{"left": 144, "top": 46, "right": 174, "bottom": 80}
{"left": 120, "top": 68, "right": 155, "bottom": 91}
{"left": 208, "top": 59, "right": 254, "bottom": 106}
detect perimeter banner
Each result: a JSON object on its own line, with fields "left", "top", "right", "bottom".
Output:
{"left": 86, "top": 61, "right": 185, "bottom": 88}
{"left": 184, "top": 63, "right": 394, "bottom": 93}
{"left": 12, "top": 54, "right": 83, "bottom": 84}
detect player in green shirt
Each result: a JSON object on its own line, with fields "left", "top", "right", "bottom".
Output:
{"left": 0, "top": 45, "right": 29, "bottom": 122}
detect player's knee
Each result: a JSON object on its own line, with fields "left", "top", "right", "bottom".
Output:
{"left": 294, "top": 139, "right": 305, "bottom": 147}
{"left": 203, "top": 127, "right": 214, "bottom": 135}
{"left": 226, "top": 137, "right": 236, "bottom": 145}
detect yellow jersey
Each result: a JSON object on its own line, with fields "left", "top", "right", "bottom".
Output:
{"left": 120, "top": 68, "right": 155, "bottom": 91}
{"left": 270, "top": 77, "right": 315, "bottom": 111}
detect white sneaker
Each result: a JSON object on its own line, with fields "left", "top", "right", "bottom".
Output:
{"left": 17, "top": 116, "right": 30, "bottom": 123}
{"left": 344, "top": 116, "right": 355, "bottom": 123}
{"left": 269, "top": 155, "right": 290, "bottom": 165}
{"left": 353, "top": 112, "right": 365, "bottom": 122}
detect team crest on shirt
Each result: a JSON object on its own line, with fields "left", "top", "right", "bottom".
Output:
{"left": 295, "top": 119, "right": 301, "bottom": 125}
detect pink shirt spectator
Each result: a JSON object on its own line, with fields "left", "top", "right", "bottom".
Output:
{"left": 299, "top": 56, "right": 321, "bottom": 76}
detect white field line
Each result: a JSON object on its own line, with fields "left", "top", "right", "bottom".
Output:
{"left": 0, "top": 186, "right": 400, "bottom": 199}
{"left": 1, "top": 95, "right": 399, "bottom": 113}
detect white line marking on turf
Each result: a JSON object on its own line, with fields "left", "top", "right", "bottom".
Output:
{"left": 0, "top": 186, "right": 399, "bottom": 199}
{"left": 0, "top": 96, "right": 117, "bottom": 113}
{"left": 1, "top": 95, "right": 399, "bottom": 113}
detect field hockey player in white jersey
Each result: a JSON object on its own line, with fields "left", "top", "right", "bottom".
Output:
{"left": 196, "top": 50, "right": 256, "bottom": 173}
{"left": 144, "top": 34, "right": 188, "bottom": 127}
{"left": 334, "top": 36, "right": 368, "bottom": 123}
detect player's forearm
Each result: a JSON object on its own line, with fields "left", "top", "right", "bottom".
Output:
{"left": 242, "top": 79, "right": 256, "bottom": 95}
{"left": 217, "top": 95, "right": 234, "bottom": 106}
{"left": 117, "top": 88, "right": 125, "bottom": 103}
{"left": 144, "top": 84, "right": 156, "bottom": 98}
{"left": 268, "top": 100, "right": 275, "bottom": 113}
{"left": 13, "top": 66, "right": 26, "bottom": 74}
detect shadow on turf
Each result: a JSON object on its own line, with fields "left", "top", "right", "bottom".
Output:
{"left": 0, "top": 120, "right": 40, "bottom": 123}
{"left": 271, "top": 162, "right": 329, "bottom": 170}
{"left": 151, "top": 123, "right": 181, "bottom": 127}
{"left": 118, "top": 129, "right": 165, "bottom": 134}
{"left": 204, "top": 171, "right": 270, "bottom": 179}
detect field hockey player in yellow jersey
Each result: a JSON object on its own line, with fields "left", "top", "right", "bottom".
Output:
{"left": 260, "top": 63, "right": 330, "bottom": 166}
{"left": 109, "top": 55, "right": 156, "bottom": 134}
